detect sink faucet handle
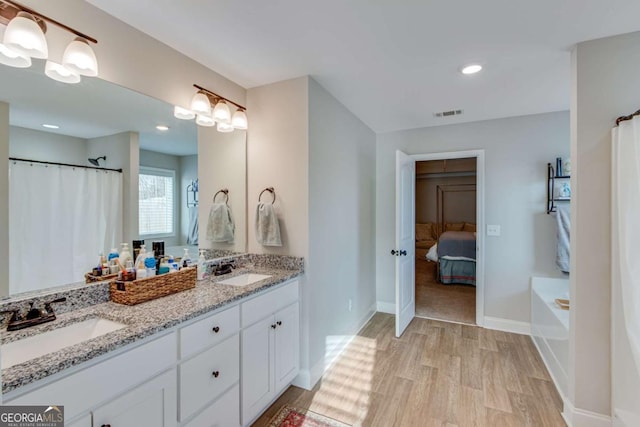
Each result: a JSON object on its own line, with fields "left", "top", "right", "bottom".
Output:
{"left": 0, "top": 308, "right": 22, "bottom": 321}
{"left": 43, "top": 297, "right": 67, "bottom": 313}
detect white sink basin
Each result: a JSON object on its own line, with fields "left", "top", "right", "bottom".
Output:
{"left": 1, "top": 318, "right": 127, "bottom": 370}
{"left": 217, "top": 273, "right": 271, "bottom": 286}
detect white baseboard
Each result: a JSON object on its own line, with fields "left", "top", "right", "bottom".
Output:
{"left": 294, "top": 304, "right": 377, "bottom": 391}
{"left": 563, "top": 398, "right": 612, "bottom": 427}
{"left": 376, "top": 301, "right": 395, "bottom": 314}
{"left": 483, "top": 316, "right": 531, "bottom": 335}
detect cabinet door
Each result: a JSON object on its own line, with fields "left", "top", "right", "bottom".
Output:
{"left": 274, "top": 302, "right": 300, "bottom": 392}
{"left": 184, "top": 384, "right": 240, "bottom": 427}
{"left": 241, "top": 316, "right": 274, "bottom": 425}
{"left": 92, "top": 369, "right": 177, "bottom": 427}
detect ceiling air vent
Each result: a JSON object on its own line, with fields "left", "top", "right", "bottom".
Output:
{"left": 434, "top": 109, "right": 463, "bottom": 118}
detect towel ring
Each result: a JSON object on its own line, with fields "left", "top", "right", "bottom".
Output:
{"left": 258, "top": 187, "right": 276, "bottom": 203}
{"left": 213, "top": 189, "right": 229, "bottom": 205}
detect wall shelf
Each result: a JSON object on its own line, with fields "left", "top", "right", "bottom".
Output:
{"left": 547, "top": 163, "right": 570, "bottom": 214}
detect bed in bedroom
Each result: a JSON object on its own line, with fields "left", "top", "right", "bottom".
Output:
{"left": 437, "top": 230, "right": 476, "bottom": 286}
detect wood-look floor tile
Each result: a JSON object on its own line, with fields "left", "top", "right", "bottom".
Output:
{"left": 252, "top": 313, "right": 565, "bottom": 427}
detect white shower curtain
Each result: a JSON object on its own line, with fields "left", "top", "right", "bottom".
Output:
{"left": 9, "top": 161, "right": 123, "bottom": 294}
{"left": 612, "top": 115, "right": 640, "bottom": 376}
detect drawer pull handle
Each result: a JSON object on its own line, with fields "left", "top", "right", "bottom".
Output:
{"left": 102, "top": 425, "right": 111, "bottom": 427}
{"left": 212, "top": 326, "right": 220, "bottom": 333}
{"left": 271, "top": 324, "right": 277, "bottom": 329}
{"left": 212, "top": 371, "right": 220, "bottom": 378}
{"left": 277, "top": 321, "right": 282, "bottom": 326}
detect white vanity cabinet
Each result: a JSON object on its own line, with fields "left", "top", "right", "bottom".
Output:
{"left": 177, "top": 305, "right": 241, "bottom": 425}
{"left": 241, "top": 280, "right": 300, "bottom": 425}
{"left": 4, "top": 332, "right": 177, "bottom": 426}
{"left": 93, "top": 369, "right": 177, "bottom": 427}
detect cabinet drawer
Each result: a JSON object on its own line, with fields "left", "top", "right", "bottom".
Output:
{"left": 180, "top": 305, "right": 240, "bottom": 359}
{"left": 179, "top": 334, "right": 240, "bottom": 421}
{"left": 241, "top": 280, "right": 298, "bottom": 327}
{"left": 184, "top": 383, "right": 240, "bottom": 427}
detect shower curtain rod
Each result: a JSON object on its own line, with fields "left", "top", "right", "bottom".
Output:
{"left": 9, "top": 157, "right": 123, "bottom": 173}
{"left": 616, "top": 108, "right": 640, "bottom": 126}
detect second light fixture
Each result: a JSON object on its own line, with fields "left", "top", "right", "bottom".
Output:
{"left": 174, "top": 84, "right": 248, "bottom": 132}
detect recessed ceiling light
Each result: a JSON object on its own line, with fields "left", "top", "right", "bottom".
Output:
{"left": 42, "top": 124, "right": 59, "bottom": 129}
{"left": 156, "top": 125, "right": 169, "bottom": 131}
{"left": 461, "top": 64, "right": 483, "bottom": 75}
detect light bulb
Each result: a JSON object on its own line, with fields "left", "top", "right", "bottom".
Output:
{"left": 174, "top": 106, "right": 195, "bottom": 120}
{"left": 4, "top": 12, "right": 48, "bottom": 59}
{"left": 217, "top": 121, "right": 234, "bottom": 133}
{"left": 0, "top": 43, "right": 31, "bottom": 68}
{"left": 231, "top": 109, "right": 248, "bottom": 130}
{"left": 212, "top": 100, "right": 231, "bottom": 123}
{"left": 45, "top": 60, "right": 81, "bottom": 84}
{"left": 190, "top": 92, "right": 211, "bottom": 116}
{"left": 196, "top": 114, "right": 215, "bottom": 127}
{"left": 62, "top": 38, "right": 98, "bottom": 76}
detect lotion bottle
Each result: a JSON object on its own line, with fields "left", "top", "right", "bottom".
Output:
{"left": 197, "top": 249, "right": 206, "bottom": 280}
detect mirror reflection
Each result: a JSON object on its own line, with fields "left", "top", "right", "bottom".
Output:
{"left": 0, "top": 64, "right": 246, "bottom": 297}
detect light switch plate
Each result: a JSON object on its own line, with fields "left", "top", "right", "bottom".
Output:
{"left": 487, "top": 225, "right": 501, "bottom": 236}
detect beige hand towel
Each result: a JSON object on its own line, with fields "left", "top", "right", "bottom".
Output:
{"left": 255, "top": 202, "right": 282, "bottom": 246}
{"left": 206, "top": 203, "right": 235, "bottom": 243}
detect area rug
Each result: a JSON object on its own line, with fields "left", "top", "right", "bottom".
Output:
{"left": 267, "top": 404, "right": 350, "bottom": 427}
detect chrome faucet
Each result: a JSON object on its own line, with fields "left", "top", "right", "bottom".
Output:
{"left": 1, "top": 297, "right": 67, "bottom": 331}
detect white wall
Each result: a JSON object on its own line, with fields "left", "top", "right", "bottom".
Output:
{"left": 376, "top": 112, "right": 569, "bottom": 322}
{"left": 307, "top": 78, "right": 377, "bottom": 384}
{"left": 88, "top": 132, "right": 139, "bottom": 245}
{"left": 180, "top": 155, "right": 198, "bottom": 246}
{"left": 0, "top": 103, "right": 8, "bottom": 297}
{"left": 198, "top": 128, "right": 247, "bottom": 253}
{"left": 9, "top": 127, "right": 87, "bottom": 165}
{"left": 140, "top": 149, "right": 181, "bottom": 247}
{"left": 570, "top": 31, "right": 640, "bottom": 423}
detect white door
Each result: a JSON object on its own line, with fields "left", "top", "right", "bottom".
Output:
{"left": 241, "top": 316, "right": 274, "bottom": 425}
{"left": 274, "top": 302, "right": 300, "bottom": 391}
{"left": 395, "top": 150, "right": 416, "bottom": 337}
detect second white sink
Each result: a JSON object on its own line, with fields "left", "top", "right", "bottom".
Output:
{"left": 217, "top": 273, "right": 271, "bottom": 286}
{"left": 1, "top": 318, "right": 127, "bottom": 370}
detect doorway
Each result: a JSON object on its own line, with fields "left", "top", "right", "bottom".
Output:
{"left": 415, "top": 158, "right": 477, "bottom": 324}
{"left": 395, "top": 149, "right": 485, "bottom": 336}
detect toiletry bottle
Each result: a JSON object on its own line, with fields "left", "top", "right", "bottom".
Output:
{"left": 145, "top": 256, "right": 156, "bottom": 277}
{"left": 197, "top": 249, "right": 206, "bottom": 280}
{"left": 108, "top": 247, "right": 120, "bottom": 274}
{"left": 182, "top": 248, "right": 192, "bottom": 268}
{"left": 120, "top": 243, "right": 132, "bottom": 264}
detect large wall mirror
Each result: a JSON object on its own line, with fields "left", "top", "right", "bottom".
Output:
{"left": 0, "top": 64, "right": 246, "bottom": 297}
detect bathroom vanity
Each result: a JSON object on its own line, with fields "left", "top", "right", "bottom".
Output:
{"left": 1, "top": 256, "right": 303, "bottom": 427}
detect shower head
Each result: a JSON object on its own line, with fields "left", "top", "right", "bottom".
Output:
{"left": 88, "top": 156, "right": 106, "bottom": 166}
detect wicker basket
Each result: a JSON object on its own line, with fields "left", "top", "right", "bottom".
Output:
{"left": 85, "top": 271, "right": 119, "bottom": 283}
{"left": 110, "top": 267, "right": 197, "bottom": 305}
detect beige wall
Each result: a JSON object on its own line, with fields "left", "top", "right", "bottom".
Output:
{"left": 246, "top": 77, "right": 309, "bottom": 257}
{"left": 18, "top": 0, "right": 245, "bottom": 112}
{"left": 570, "top": 30, "right": 640, "bottom": 421}
{"left": 0, "top": 103, "right": 8, "bottom": 297}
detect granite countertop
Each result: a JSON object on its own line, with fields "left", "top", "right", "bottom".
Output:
{"left": 2, "top": 264, "right": 302, "bottom": 394}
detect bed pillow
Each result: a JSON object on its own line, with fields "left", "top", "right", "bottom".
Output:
{"left": 463, "top": 222, "right": 476, "bottom": 232}
{"left": 415, "top": 223, "right": 434, "bottom": 241}
{"left": 445, "top": 222, "right": 465, "bottom": 232}
{"left": 426, "top": 243, "right": 438, "bottom": 262}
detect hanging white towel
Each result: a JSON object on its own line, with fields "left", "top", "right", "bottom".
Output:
{"left": 206, "top": 203, "right": 235, "bottom": 243}
{"left": 255, "top": 202, "right": 282, "bottom": 246}
{"left": 555, "top": 204, "right": 570, "bottom": 273}
{"left": 187, "top": 206, "right": 199, "bottom": 245}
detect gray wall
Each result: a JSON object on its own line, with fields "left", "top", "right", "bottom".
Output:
{"left": 376, "top": 111, "right": 569, "bottom": 322}
{"left": 9, "top": 126, "right": 87, "bottom": 165}
{"left": 571, "top": 30, "right": 640, "bottom": 421}
{"left": 308, "top": 78, "right": 377, "bottom": 383}
{"left": 180, "top": 155, "right": 198, "bottom": 246}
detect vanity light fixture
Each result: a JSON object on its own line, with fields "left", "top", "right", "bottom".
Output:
{"left": 177, "top": 84, "right": 248, "bottom": 133}
{"left": 0, "top": 0, "right": 99, "bottom": 83}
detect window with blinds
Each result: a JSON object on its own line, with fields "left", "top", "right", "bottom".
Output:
{"left": 139, "top": 167, "right": 175, "bottom": 236}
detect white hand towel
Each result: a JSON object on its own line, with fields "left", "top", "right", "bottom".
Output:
{"left": 556, "top": 204, "right": 570, "bottom": 273}
{"left": 187, "top": 206, "right": 199, "bottom": 245}
{"left": 206, "top": 203, "right": 235, "bottom": 243}
{"left": 255, "top": 202, "right": 282, "bottom": 246}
